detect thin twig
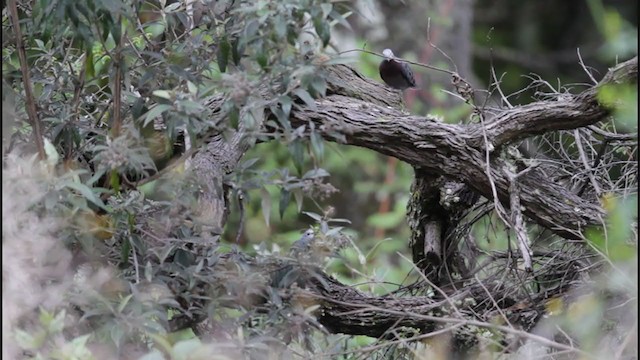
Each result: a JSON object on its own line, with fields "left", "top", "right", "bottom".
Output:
{"left": 474, "top": 274, "right": 514, "bottom": 328}
{"left": 397, "top": 252, "right": 465, "bottom": 318}
{"left": 490, "top": 56, "right": 513, "bottom": 108}
{"left": 324, "top": 297, "right": 591, "bottom": 358}
{"left": 573, "top": 129, "right": 602, "bottom": 196}
{"left": 236, "top": 189, "right": 246, "bottom": 244}
{"left": 329, "top": 324, "right": 463, "bottom": 358}
{"left": 337, "top": 48, "right": 456, "bottom": 76}
{"left": 112, "top": 19, "right": 124, "bottom": 137}
{"left": 477, "top": 112, "right": 510, "bottom": 225}
{"left": 505, "top": 167, "right": 536, "bottom": 272}
{"left": 577, "top": 48, "right": 598, "bottom": 85}
{"left": 8, "top": 0, "right": 46, "bottom": 160}
{"left": 588, "top": 125, "right": 637, "bottom": 141}
{"left": 130, "top": 237, "right": 141, "bottom": 284}
{"left": 426, "top": 17, "right": 458, "bottom": 74}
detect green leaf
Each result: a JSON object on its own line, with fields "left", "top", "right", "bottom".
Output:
{"left": 240, "top": 157, "right": 260, "bottom": 171}
{"left": 145, "top": 261, "right": 153, "bottom": 282}
{"left": 293, "top": 189, "right": 304, "bottom": 212}
{"left": 598, "top": 84, "right": 638, "bottom": 131}
{"left": 39, "top": 308, "right": 54, "bottom": 328}
{"left": 121, "top": 237, "right": 131, "bottom": 264}
{"left": 217, "top": 37, "right": 231, "bottom": 73}
{"left": 279, "top": 95, "right": 293, "bottom": 117}
{"left": 320, "top": 4, "right": 333, "bottom": 18}
{"left": 228, "top": 105, "right": 240, "bottom": 129}
{"left": 274, "top": 16, "right": 287, "bottom": 39}
{"left": 303, "top": 168, "right": 329, "bottom": 179}
{"left": 187, "top": 81, "right": 198, "bottom": 95}
{"left": 257, "top": 52, "right": 269, "bottom": 70}
{"left": 34, "top": 39, "right": 45, "bottom": 49}
{"left": 117, "top": 294, "right": 133, "bottom": 313}
{"left": 149, "top": 334, "right": 174, "bottom": 356}
{"left": 242, "top": 111, "right": 257, "bottom": 130}
{"left": 15, "top": 328, "right": 46, "bottom": 350}
{"left": 61, "top": 180, "right": 107, "bottom": 209}
{"left": 166, "top": 328, "right": 197, "bottom": 345}
{"left": 110, "top": 21, "right": 122, "bottom": 43}
{"left": 293, "top": 88, "right": 316, "bottom": 110}
{"left": 329, "top": 10, "right": 352, "bottom": 30}
{"left": 111, "top": 324, "right": 124, "bottom": 348}
{"left": 261, "top": 188, "right": 271, "bottom": 227}
{"left": 303, "top": 211, "right": 322, "bottom": 222}
{"left": 311, "top": 76, "right": 327, "bottom": 97}
{"left": 310, "top": 131, "right": 324, "bottom": 161}
{"left": 163, "top": 2, "right": 181, "bottom": 13}
{"left": 272, "top": 107, "right": 291, "bottom": 131}
{"left": 232, "top": 38, "right": 242, "bottom": 65}
{"left": 602, "top": 10, "right": 622, "bottom": 40}
{"left": 179, "top": 100, "right": 204, "bottom": 114}
{"left": 152, "top": 90, "right": 173, "bottom": 100}
{"left": 71, "top": 334, "right": 91, "bottom": 347}
{"left": 250, "top": 104, "right": 265, "bottom": 126}
{"left": 44, "top": 137, "right": 60, "bottom": 166}
{"left": 586, "top": 194, "right": 638, "bottom": 262}
{"left": 144, "top": 104, "right": 172, "bottom": 127}
{"left": 243, "top": 19, "right": 260, "bottom": 41}
{"left": 279, "top": 189, "right": 291, "bottom": 219}
{"left": 48, "top": 310, "right": 66, "bottom": 333}
{"left": 110, "top": 170, "right": 120, "bottom": 193}
{"left": 85, "top": 47, "right": 95, "bottom": 79}
{"left": 313, "top": 17, "right": 331, "bottom": 47}
{"left": 289, "top": 140, "right": 304, "bottom": 175}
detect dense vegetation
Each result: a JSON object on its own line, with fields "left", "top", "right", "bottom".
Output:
{"left": 2, "top": 0, "right": 637, "bottom": 359}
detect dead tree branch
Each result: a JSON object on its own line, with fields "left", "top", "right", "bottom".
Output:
{"left": 179, "top": 56, "right": 637, "bottom": 343}
{"left": 469, "top": 57, "right": 637, "bottom": 148}
{"left": 286, "top": 56, "right": 637, "bottom": 239}
{"left": 191, "top": 56, "right": 635, "bottom": 242}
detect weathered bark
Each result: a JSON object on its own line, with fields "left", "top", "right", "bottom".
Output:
{"left": 173, "top": 254, "right": 572, "bottom": 345}
{"left": 192, "top": 56, "right": 636, "bottom": 243}
{"left": 407, "top": 169, "right": 480, "bottom": 284}
{"left": 182, "top": 56, "right": 637, "bottom": 341}
{"left": 288, "top": 57, "right": 637, "bottom": 239}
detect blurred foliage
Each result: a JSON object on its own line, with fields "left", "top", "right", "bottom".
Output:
{"left": 2, "top": 0, "right": 637, "bottom": 359}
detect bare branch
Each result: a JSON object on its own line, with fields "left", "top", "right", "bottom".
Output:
{"left": 505, "top": 168, "right": 534, "bottom": 272}
{"left": 573, "top": 129, "right": 602, "bottom": 197}
{"left": 289, "top": 94, "right": 602, "bottom": 238}
{"left": 194, "top": 57, "right": 636, "bottom": 240}
{"left": 473, "top": 56, "right": 637, "bottom": 148}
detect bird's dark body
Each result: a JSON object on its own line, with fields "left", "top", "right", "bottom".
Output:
{"left": 379, "top": 59, "right": 417, "bottom": 90}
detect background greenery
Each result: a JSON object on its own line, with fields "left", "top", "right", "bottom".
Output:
{"left": 2, "top": 0, "right": 637, "bottom": 359}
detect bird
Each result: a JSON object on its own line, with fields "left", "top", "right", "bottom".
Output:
{"left": 271, "top": 229, "right": 317, "bottom": 289}
{"left": 378, "top": 49, "right": 417, "bottom": 90}
{"left": 290, "top": 229, "right": 315, "bottom": 256}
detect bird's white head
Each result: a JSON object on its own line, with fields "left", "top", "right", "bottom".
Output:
{"left": 382, "top": 48, "right": 395, "bottom": 60}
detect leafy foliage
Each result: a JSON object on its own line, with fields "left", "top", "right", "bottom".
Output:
{"left": 2, "top": 0, "right": 637, "bottom": 359}
{"left": 3, "top": 0, "right": 356, "bottom": 357}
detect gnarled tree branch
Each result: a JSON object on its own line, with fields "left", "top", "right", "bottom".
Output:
{"left": 471, "top": 56, "right": 638, "bottom": 148}
{"left": 175, "top": 56, "right": 636, "bottom": 345}
{"left": 287, "top": 56, "right": 637, "bottom": 239}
